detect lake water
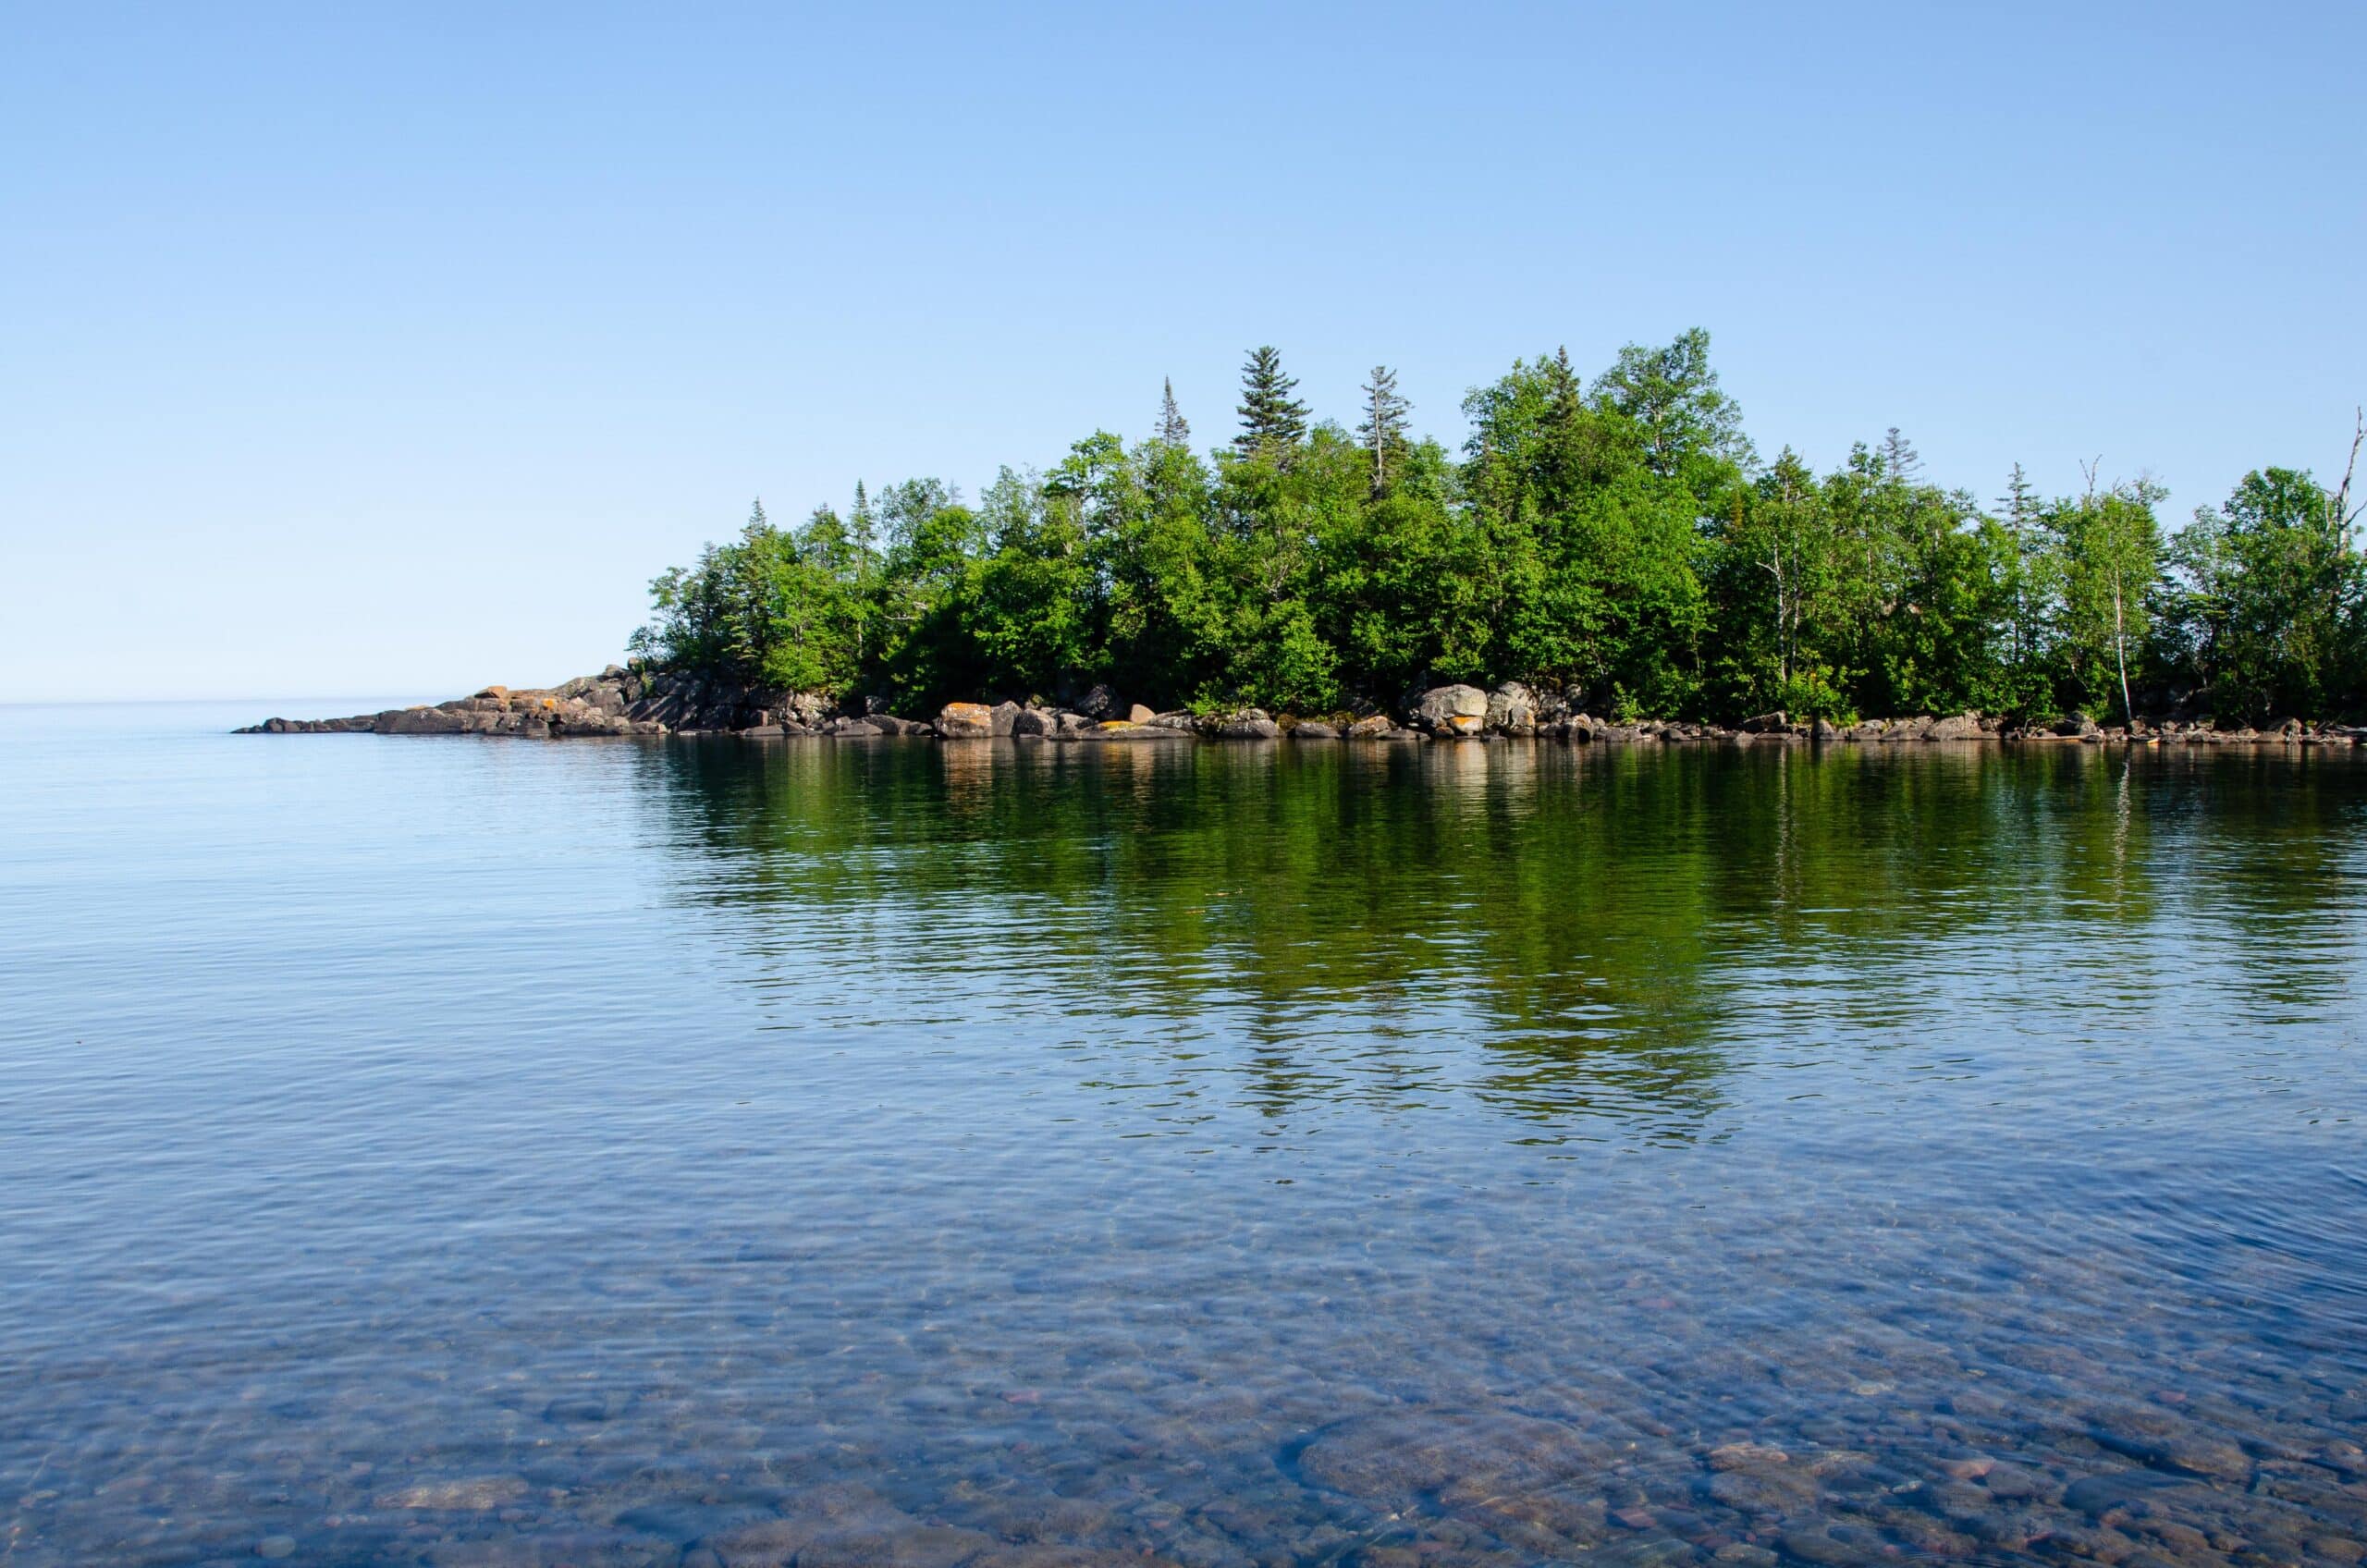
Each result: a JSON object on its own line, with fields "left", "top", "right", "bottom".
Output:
{"left": 4, "top": 704, "right": 2364, "bottom": 1568}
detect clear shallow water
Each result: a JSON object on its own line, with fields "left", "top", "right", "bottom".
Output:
{"left": 3, "top": 704, "right": 2364, "bottom": 1568}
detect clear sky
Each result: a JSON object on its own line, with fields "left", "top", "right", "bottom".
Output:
{"left": 5, "top": 2, "right": 2361, "bottom": 702}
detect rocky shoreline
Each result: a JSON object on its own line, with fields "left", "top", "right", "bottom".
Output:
{"left": 240, "top": 669, "right": 2367, "bottom": 749}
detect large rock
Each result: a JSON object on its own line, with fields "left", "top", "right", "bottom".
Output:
{"left": 987, "top": 700, "right": 1022, "bottom": 737}
{"left": 1412, "top": 684, "right": 1488, "bottom": 729}
{"left": 1740, "top": 710, "right": 1789, "bottom": 734}
{"left": 1126, "top": 704, "right": 1155, "bottom": 725}
{"left": 374, "top": 705, "right": 465, "bottom": 735}
{"left": 1926, "top": 712, "right": 1981, "bottom": 741}
{"left": 1073, "top": 683, "right": 1120, "bottom": 719}
{"left": 1486, "top": 682, "right": 1538, "bottom": 734}
{"left": 1203, "top": 708, "right": 1282, "bottom": 740}
{"left": 1010, "top": 707, "right": 1059, "bottom": 738}
{"left": 936, "top": 702, "right": 995, "bottom": 739}
{"left": 1345, "top": 714, "right": 1396, "bottom": 740}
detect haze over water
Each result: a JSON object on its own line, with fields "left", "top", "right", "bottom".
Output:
{"left": 3, "top": 705, "right": 2364, "bottom": 1567}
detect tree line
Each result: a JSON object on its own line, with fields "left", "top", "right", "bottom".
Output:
{"left": 632, "top": 333, "right": 2365, "bottom": 725}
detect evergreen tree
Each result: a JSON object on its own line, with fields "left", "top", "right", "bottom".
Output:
{"left": 851, "top": 480, "right": 877, "bottom": 572}
{"left": 1233, "top": 346, "right": 1308, "bottom": 459}
{"left": 1537, "top": 346, "right": 1591, "bottom": 510}
{"left": 633, "top": 337, "right": 2356, "bottom": 726}
{"left": 1356, "top": 365, "right": 1411, "bottom": 492}
{"left": 1157, "top": 377, "right": 1191, "bottom": 447}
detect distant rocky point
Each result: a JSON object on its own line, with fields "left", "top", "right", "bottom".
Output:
{"left": 240, "top": 673, "right": 2367, "bottom": 748}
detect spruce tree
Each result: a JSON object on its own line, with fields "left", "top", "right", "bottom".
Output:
{"left": 1158, "top": 377, "right": 1191, "bottom": 447}
{"left": 1356, "top": 364, "right": 1411, "bottom": 491}
{"left": 850, "top": 481, "right": 877, "bottom": 571}
{"left": 1233, "top": 346, "right": 1308, "bottom": 459}
{"left": 1536, "top": 347, "right": 1588, "bottom": 508}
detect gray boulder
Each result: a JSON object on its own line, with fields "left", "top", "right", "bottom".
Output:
{"left": 1926, "top": 712, "right": 1982, "bottom": 741}
{"left": 1291, "top": 721, "right": 1340, "bottom": 740}
{"left": 1203, "top": 708, "right": 1282, "bottom": 740}
{"left": 1073, "top": 683, "right": 1121, "bottom": 719}
{"left": 1412, "top": 684, "right": 1488, "bottom": 730}
{"left": 1486, "top": 682, "right": 1538, "bottom": 734}
{"left": 1011, "top": 707, "right": 1059, "bottom": 738}
{"left": 987, "top": 700, "right": 1022, "bottom": 737}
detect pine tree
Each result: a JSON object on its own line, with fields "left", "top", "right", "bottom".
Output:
{"left": 1357, "top": 364, "right": 1411, "bottom": 491}
{"left": 1233, "top": 346, "right": 1308, "bottom": 459}
{"left": 1157, "top": 377, "right": 1191, "bottom": 447}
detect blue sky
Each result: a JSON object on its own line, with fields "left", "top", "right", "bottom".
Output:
{"left": 5, "top": 1, "right": 2361, "bottom": 701}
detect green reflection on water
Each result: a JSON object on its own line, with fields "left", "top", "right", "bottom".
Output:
{"left": 641, "top": 738, "right": 2367, "bottom": 1136}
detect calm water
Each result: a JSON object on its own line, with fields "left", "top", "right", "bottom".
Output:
{"left": 4, "top": 704, "right": 2364, "bottom": 1568}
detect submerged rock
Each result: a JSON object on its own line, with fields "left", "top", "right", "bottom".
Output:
{"left": 381, "top": 1475, "right": 530, "bottom": 1511}
{"left": 1295, "top": 1406, "right": 1603, "bottom": 1508}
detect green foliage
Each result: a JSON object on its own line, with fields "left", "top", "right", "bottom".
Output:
{"left": 2047, "top": 479, "right": 2165, "bottom": 722}
{"left": 630, "top": 340, "right": 2367, "bottom": 725}
{"left": 1233, "top": 346, "right": 1308, "bottom": 461}
{"left": 2167, "top": 468, "right": 2364, "bottom": 719}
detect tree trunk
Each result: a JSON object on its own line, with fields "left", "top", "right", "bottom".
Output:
{"left": 2113, "top": 572, "right": 2134, "bottom": 726}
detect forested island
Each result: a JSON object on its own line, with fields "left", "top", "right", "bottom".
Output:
{"left": 632, "top": 334, "right": 2363, "bottom": 728}
{"left": 250, "top": 334, "right": 2366, "bottom": 742}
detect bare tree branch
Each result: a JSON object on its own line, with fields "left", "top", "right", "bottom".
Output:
{"left": 2334, "top": 405, "right": 2364, "bottom": 530}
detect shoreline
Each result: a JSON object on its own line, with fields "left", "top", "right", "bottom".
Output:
{"left": 239, "top": 670, "right": 2366, "bottom": 750}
